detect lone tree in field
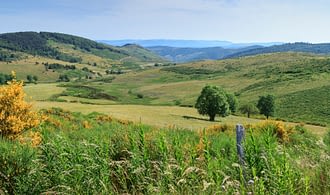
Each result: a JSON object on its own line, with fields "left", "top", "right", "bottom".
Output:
{"left": 239, "top": 103, "right": 259, "bottom": 118}
{"left": 27, "top": 75, "right": 33, "bottom": 83}
{"left": 195, "top": 85, "right": 231, "bottom": 121}
{"left": 257, "top": 94, "right": 275, "bottom": 119}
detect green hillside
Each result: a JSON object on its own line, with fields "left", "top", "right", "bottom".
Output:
{"left": 0, "top": 33, "right": 329, "bottom": 126}
{"left": 226, "top": 42, "right": 330, "bottom": 59}
{"left": 29, "top": 52, "right": 330, "bottom": 126}
{"left": 0, "top": 32, "right": 165, "bottom": 81}
{"left": 148, "top": 45, "right": 262, "bottom": 62}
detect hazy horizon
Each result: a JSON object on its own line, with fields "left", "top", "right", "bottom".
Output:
{"left": 1, "top": 0, "right": 330, "bottom": 43}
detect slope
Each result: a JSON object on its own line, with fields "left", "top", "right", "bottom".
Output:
{"left": 147, "top": 45, "right": 263, "bottom": 62}
{"left": 226, "top": 42, "right": 330, "bottom": 59}
{"left": 0, "top": 32, "right": 165, "bottom": 81}
{"left": 29, "top": 52, "right": 330, "bottom": 126}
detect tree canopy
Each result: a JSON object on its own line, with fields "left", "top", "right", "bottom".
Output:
{"left": 239, "top": 103, "right": 259, "bottom": 118}
{"left": 257, "top": 95, "right": 275, "bottom": 119}
{"left": 195, "top": 85, "right": 232, "bottom": 121}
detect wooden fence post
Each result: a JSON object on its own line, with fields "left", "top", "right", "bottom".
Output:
{"left": 236, "top": 124, "right": 245, "bottom": 165}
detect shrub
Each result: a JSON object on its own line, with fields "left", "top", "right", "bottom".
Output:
{"left": 258, "top": 121, "right": 291, "bottom": 142}
{"left": 0, "top": 72, "right": 40, "bottom": 139}
{"left": 137, "top": 93, "right": 144, "bottom": 99}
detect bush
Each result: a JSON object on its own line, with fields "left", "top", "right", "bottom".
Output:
{"left": 0, "top": 72, "right": 40, "bottom": 139}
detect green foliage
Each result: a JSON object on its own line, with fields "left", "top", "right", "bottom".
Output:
{"left": 44, "top": 63, "right": 76, "bottom": 71}
{"left": 239, "top": 103, "right": 259, "bottom": 118}
{"left": 26, "top": 75, "right": 33, "bottom": 83}
{"left": 163, "top": 66, "right": 225, "bottom": 78}
{"left": 0, "top": 139, "right": 37, "bottom": 194}
{"left": 32, "top": 75, "right": 38, "bottom": 82}
{"left": 58, "top": 74, "right": 70, "bottom": 82}
{"left": 226, "top": 93, "right": 238, "bottom": 113}
{"left": 0, "top": 49, "right": 20, "bottom": 62}
{"left": 0, "top": 109, "right": 328, "bottom": 194}
{"left": 277, "top": 86, "right": 330, "bottom": 125}
{"left": 257, "top": 95, "right": 275, "bottom": 119}
{"left": 0, "top": 73, "right": 13, "bottom": 85}
{"left": 59, "top": 84, "right": 118, "bottom": 100}
{"left": 0, "top": 32, "right": 81, "bottom": 63}
{"left": 137, "top": 93, "right": 144, "bottom": 99}
{"left": 26, "top": 75, "right": 38, "bottom": 83}
{"left": 195, "top": 85, "right": 230, "bottom": 121}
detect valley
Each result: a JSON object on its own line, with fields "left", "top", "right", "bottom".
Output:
{"left": 1, "top": 32, "right": 330, "bottom": 194}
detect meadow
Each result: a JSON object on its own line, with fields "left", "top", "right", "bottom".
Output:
{"left": 21, "top": 52, "right": 330, "bottom": 129}
{"left": 1, "top": 108, "right": 329, "bottom": 194}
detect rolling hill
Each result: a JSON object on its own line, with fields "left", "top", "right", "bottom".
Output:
{"left": 0, "top": 32, "right": 165, "bottom": 81}
{"left": 22, "top": 51, "right": 330, "bottom": 127}
{"left": 1, "top": 32, "right": 329, "bottom": 127}
{"left": 100, "top": 40, "right": 330, "bottom": 63}
{"left": 147, "top": 45, "right": 263, "bottom": 62}
{"left": 148, "top": 42, "right": 330, "bottom": 62}
{"left": 225, "top": 42, "right": 330, "bottom": 59}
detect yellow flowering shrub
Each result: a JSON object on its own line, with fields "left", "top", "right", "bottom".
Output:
{"left": 82, "top": 120, "right": 91, "bottom": 129}
{"left": 205, "top": 124, "right": 233, "bottom": 134}
{"left": 0, "top": 72, "right": 40, "bottom": 139}
{"left": 96, "top": 115, "right": 113, "bottom": 122}
{"left": 258, "top": 120, "right": 291, "bottom": 142}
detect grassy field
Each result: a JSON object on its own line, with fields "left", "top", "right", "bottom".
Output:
{"left": 1, "top": 108, "right": 329, "bottom": 194}
{"left": 21, "top": 51, "right": 330, "bottom": 133}
{"left": 24, "top": 83, "right": 65, "bottom": 101}
{"left": 33, "top": 101, "right": 328, "bottom": 136}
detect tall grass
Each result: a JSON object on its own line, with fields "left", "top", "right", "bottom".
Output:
{"left": 0, "top": 108, "right": 329, "bottom": 194}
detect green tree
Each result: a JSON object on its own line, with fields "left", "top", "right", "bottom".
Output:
{"left": 26, "top": 75, "right": 33, "bottom": 83}
{"left": 195, "top": 85, "right": 230, "bottom": 121}
{"left": 58, "top": 75, "right": 70, "bottom": 82}
{"left": 239, "top": 103, "right": 259, "bottom": 118}
{"left": 226, "top": 93, "right": 238, "bottom": 113}
{"left": 32, "top": 75, "right": 38, "bottom": 83}
{"left": 257, "top": 95, "right": 275, "bottom": 119}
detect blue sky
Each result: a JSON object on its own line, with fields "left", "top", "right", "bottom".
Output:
{"left": 1, "top": 0, "right": 330, "bottom": 42}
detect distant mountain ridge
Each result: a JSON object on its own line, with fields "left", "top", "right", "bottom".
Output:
{"left": 148, "top": 45, "right": 263, "bottom": 62}
{"left": 98, "top": 39, "right": 285, "bottom": 62}
{"left": 102, "top": 40, "right": 330, "bottom": 63}
{"left": 224, "top": 42, "right": 330, "bottom": 59}
{"left": 99, "top": 39, "right": 283, "bottom": 48}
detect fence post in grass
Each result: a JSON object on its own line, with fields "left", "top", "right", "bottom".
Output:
{"left": 236, "top": 124, "right": 245, "bottom": 165}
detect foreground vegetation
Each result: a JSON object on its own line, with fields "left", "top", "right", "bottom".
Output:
{"left": 1, "top": 78, "right": 329, "bottom": 194}
{"left": 1, "top": 108, "right": 329, "bottom": 194}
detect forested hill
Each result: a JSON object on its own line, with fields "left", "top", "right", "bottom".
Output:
{"left": 148, "top": 45, "right": 263, "bottom": 62}
{"left": 0, "top": 32, "right": 164, "bottom": 63}
{"left": 225, "top": 42, "right": 330, "bottom": 59}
